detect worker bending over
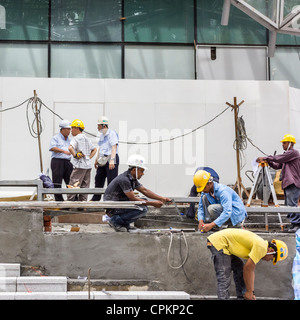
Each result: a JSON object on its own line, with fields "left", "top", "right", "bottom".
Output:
{"left": 104, "top": 154, "right": 171, "bottom": 232}
{"left": 194, "top": 169, "right": 247, "bottom": 232}
{"left": 207, "top": 228, "right": 288, "bottom": 300}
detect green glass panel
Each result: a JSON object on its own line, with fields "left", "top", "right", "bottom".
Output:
{"left": 270, "top": 47, "right": 300, "bottom": 89}
{"left": 51, "top": 44, "right": 122, "bottom": 78}
{"left": 197, "top": 0, "right": 267, "bottom": 45}
{"left": 276, "top": 33, "right": 300, "bottom": 45}
{"left": 0, "top": 43, "right": 47, "bottom": 77}
{"left": 243, "top": 0, "right": 277, "bottom": 22}
{"left": 124, "top": 0, "right": 194, "bottom": 43}
{"left": 125, "top": 45, "right": 195, "bottom": 79}
{"left": 282, "top": 0, "right": 300, "bottom": 18}
{"left": 0, "top": 0, "right": 48, "bottom": 41}
{"left": 51, "top": 0, "right": 122, "bottom": 42}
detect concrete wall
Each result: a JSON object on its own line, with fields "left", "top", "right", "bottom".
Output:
{"left": 0, "top": 208, "right": 295, "bottom": 299}
{"left": 0, "top": 78, "right": 293, "bottom": 197}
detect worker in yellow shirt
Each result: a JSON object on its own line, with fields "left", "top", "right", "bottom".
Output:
{"left": 207, "top": 228, "right": 288, "bottom": 300}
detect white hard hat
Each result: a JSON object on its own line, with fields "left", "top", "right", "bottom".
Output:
{"left": 127, "top": 154, "right": 148, "bottom": 170}
{"left": 59, "top": 120, "right": 71, "bottom": 129}
{"left": 97, "top": 116, "right": 109, "bottom": 125}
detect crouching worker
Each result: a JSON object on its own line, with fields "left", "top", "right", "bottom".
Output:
{"left": 194, "top": 170, "right": 247, "bottom": 232}
{"left": 207, "top": 228, "right": 288, "bottom": 300}
{"left": 103, "top": 154, "right": 172, "bottom": 232}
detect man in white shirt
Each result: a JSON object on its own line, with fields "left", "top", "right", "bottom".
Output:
{"left": 91, "top": 116, "right": 119, "bottom": 201}
{"left": 67, "top": 119, "right": 97, "bottom": 201}
{"left": 49, "top": 119, "right": 73, "bottom": 201}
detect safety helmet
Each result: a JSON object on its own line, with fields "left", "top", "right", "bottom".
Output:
{"left": 280, "top": 134, "right": 296, "bottom": 144}
{"left": 193, "top": 170, "right": 212, "bottom": 193}
{"left": 127, "top": 154, "right": 148, "bottom": 170}
{"left": 97, "top": 116, "right": 109, "bottom": 126}
{"left": 271, "top": 239, "right": 288, "bottom": 265}
{"left": 59, "top": 119, "right": 71, "bottom": 129}
{"left": 71, "top": 119, "right": 85, "bottom": 129}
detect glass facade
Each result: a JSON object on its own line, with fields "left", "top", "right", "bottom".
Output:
{"left": 0, "top": 0, "right": 298, "bottom": 83}
{"left": 124, "top": 0, "right": 194, "bottom": 43}
{"left": 51, "top": 0, "right": 122, "bottom": 42}
{"left": 196, "top": 1, "right": 267, "bottom": 44}
{"left": 0, "top": 0, "right": 48, "bottom": 40}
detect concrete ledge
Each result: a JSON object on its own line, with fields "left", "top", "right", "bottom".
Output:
{"left": 67, "top": 291, "right": 190, "bottom": 300}
{"left": 0, "top": 278, "right": 17, "bottom": 292}
{"left": 135, "top": 291, "right": 190, "bottom": 300}
{"left": 0, "top": 292, "right": 15, "bottom": 300}
{"left": 67, "top": 291, "right": 93, "bottom": 300}
{"left": 0, "top": 264, "right": 20, "bottom": 277}
{"left": 15, "top": 292, "right": 67, "bottom": 300}
{"left": 17, "top": 276, "right": 67, "bottom": 292}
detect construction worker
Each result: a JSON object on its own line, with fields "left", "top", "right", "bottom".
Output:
{"left": 207, "top": 228, "right": 288, "bottom": 300}
{"left": 67, "top": 119, "right": 97, "bottom": 201}
{"left": 49, "top": 119, "right": 73, "bottom": 201}
{"left": 186, "top": 166, "right": 220, "bottom": 219}
{"left": 103, "top": 154, "right": 172, "bottom": 232}
{"left": 256, "top": 134, "right": 300, "bottom": 233}
{"left": 91, "top": 116, "right": 119, "bottom": 201}
{"left": 194, "top": 170, "right": 247, "bottom": 232}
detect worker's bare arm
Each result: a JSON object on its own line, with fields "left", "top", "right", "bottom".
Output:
{"left": 136, "top": 186, "right": 171, "bottom": 204}
{"left": 243, "top": 258, "right": 256, "bottom": 300}
{"left": 124, "top": 189, "right": 168, "bottom": 208}
{"left": 50, "top": 147, "right": 70, "bottom": 155}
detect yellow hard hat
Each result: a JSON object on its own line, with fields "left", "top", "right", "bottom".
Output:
{"left": 71, "top": 119, "right": 85, "bottom": 129}
{"left": 280, "top": 134, "right": 296, "bottom": 144}
{"left": 271, "top": 239, "right": 288, "bottom": 265}
{"left": 193, "top": 170, "right": 211, "bottom": 193}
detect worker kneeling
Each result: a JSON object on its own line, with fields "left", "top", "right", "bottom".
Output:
{"left": 207, "top": 228, "right": 288, "bottom": 300}
{"left": 103, "top": 154, "right": 171, "bottom": 232}
{"left": 194, "top": 170, "right": 247, "bottom": 232}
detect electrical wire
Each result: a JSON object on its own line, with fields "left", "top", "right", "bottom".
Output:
{"left": 118, "top": 106, "right": 231, "bottom": 145}
{"left": 167, "top": 231, "right": 189, "bottom": 269}
{"left": 0, "top": 95, "right": 268, "bottom": 158}
{"left": 0, "top": 98, "right": 31, "bottom": 113}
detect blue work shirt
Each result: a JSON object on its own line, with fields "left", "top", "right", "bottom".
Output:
{"left": 197, "top": 181, "right": 247, "bottom": 227}
{"left": 98, "top": 129, "right": 119, "bottom": 156}
{"left": 49, "top": 132, "right": 71, "bottom": 160}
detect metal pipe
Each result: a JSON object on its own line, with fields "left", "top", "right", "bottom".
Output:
{"left": 221, "top": 0, "right": 231, "bottom": 26}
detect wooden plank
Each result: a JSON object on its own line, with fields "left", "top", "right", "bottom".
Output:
{"left": 40, "top": 188, "right": 106, "bottom": 195}
{"left": 246, "top": 206, "right": 300, "bottom": 213}
{"left": 0, "top": 201, "right": 144, "bottom": 209}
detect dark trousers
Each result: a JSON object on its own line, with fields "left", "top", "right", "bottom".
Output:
{"left": 50, "top": 158, "right": 73, "bottom": 201}
{"left": 208, "top": 244, "right": 245, "bottom": 300}
{"left": 109, "top": 206, "right": 148, "bottom": 228}
{"left": 284, "top": 184, "right": 300, "bottom": 225}
{"left": 91, "top": 154, "right": 119, "bottom": 201}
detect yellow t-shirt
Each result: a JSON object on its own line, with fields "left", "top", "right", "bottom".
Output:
{"left": 207, "top": 229, "right": 268, "bottom": 264}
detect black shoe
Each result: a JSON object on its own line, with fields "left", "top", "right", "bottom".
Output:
{"left": 127, "top": 226, "right": 138, "bottom": 231}
{"left": 108, "top": 221, "right": 127, "bottom": 232}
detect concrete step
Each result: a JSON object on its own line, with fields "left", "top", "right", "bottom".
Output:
{"left": 0, "top": 290, "right": 190, "bottom": 300}
{"left": 17, "top": 276, "right": 67, "bottom": 292}
{"left": 0, "top": 263, "right": 190, "bottom": 300}
{"left": 0, "top": 263, "right": 20, "bottom": 277}
{"left": 0, "top": 276, "right": 67, "bottom": 292}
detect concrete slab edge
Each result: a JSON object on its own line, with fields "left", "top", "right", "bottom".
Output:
{"left": 0, "top": 291, "right": 190, "bottom": 300}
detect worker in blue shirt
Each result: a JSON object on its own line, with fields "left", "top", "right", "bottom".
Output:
{"left": 194, "top": 169, "right": 247, "bottom": 232}
{"left": 186, "top": 166, "right": 219, "bottom": 219}
{"left": 91, "top": 116, "right": 119, "bottom": 201}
